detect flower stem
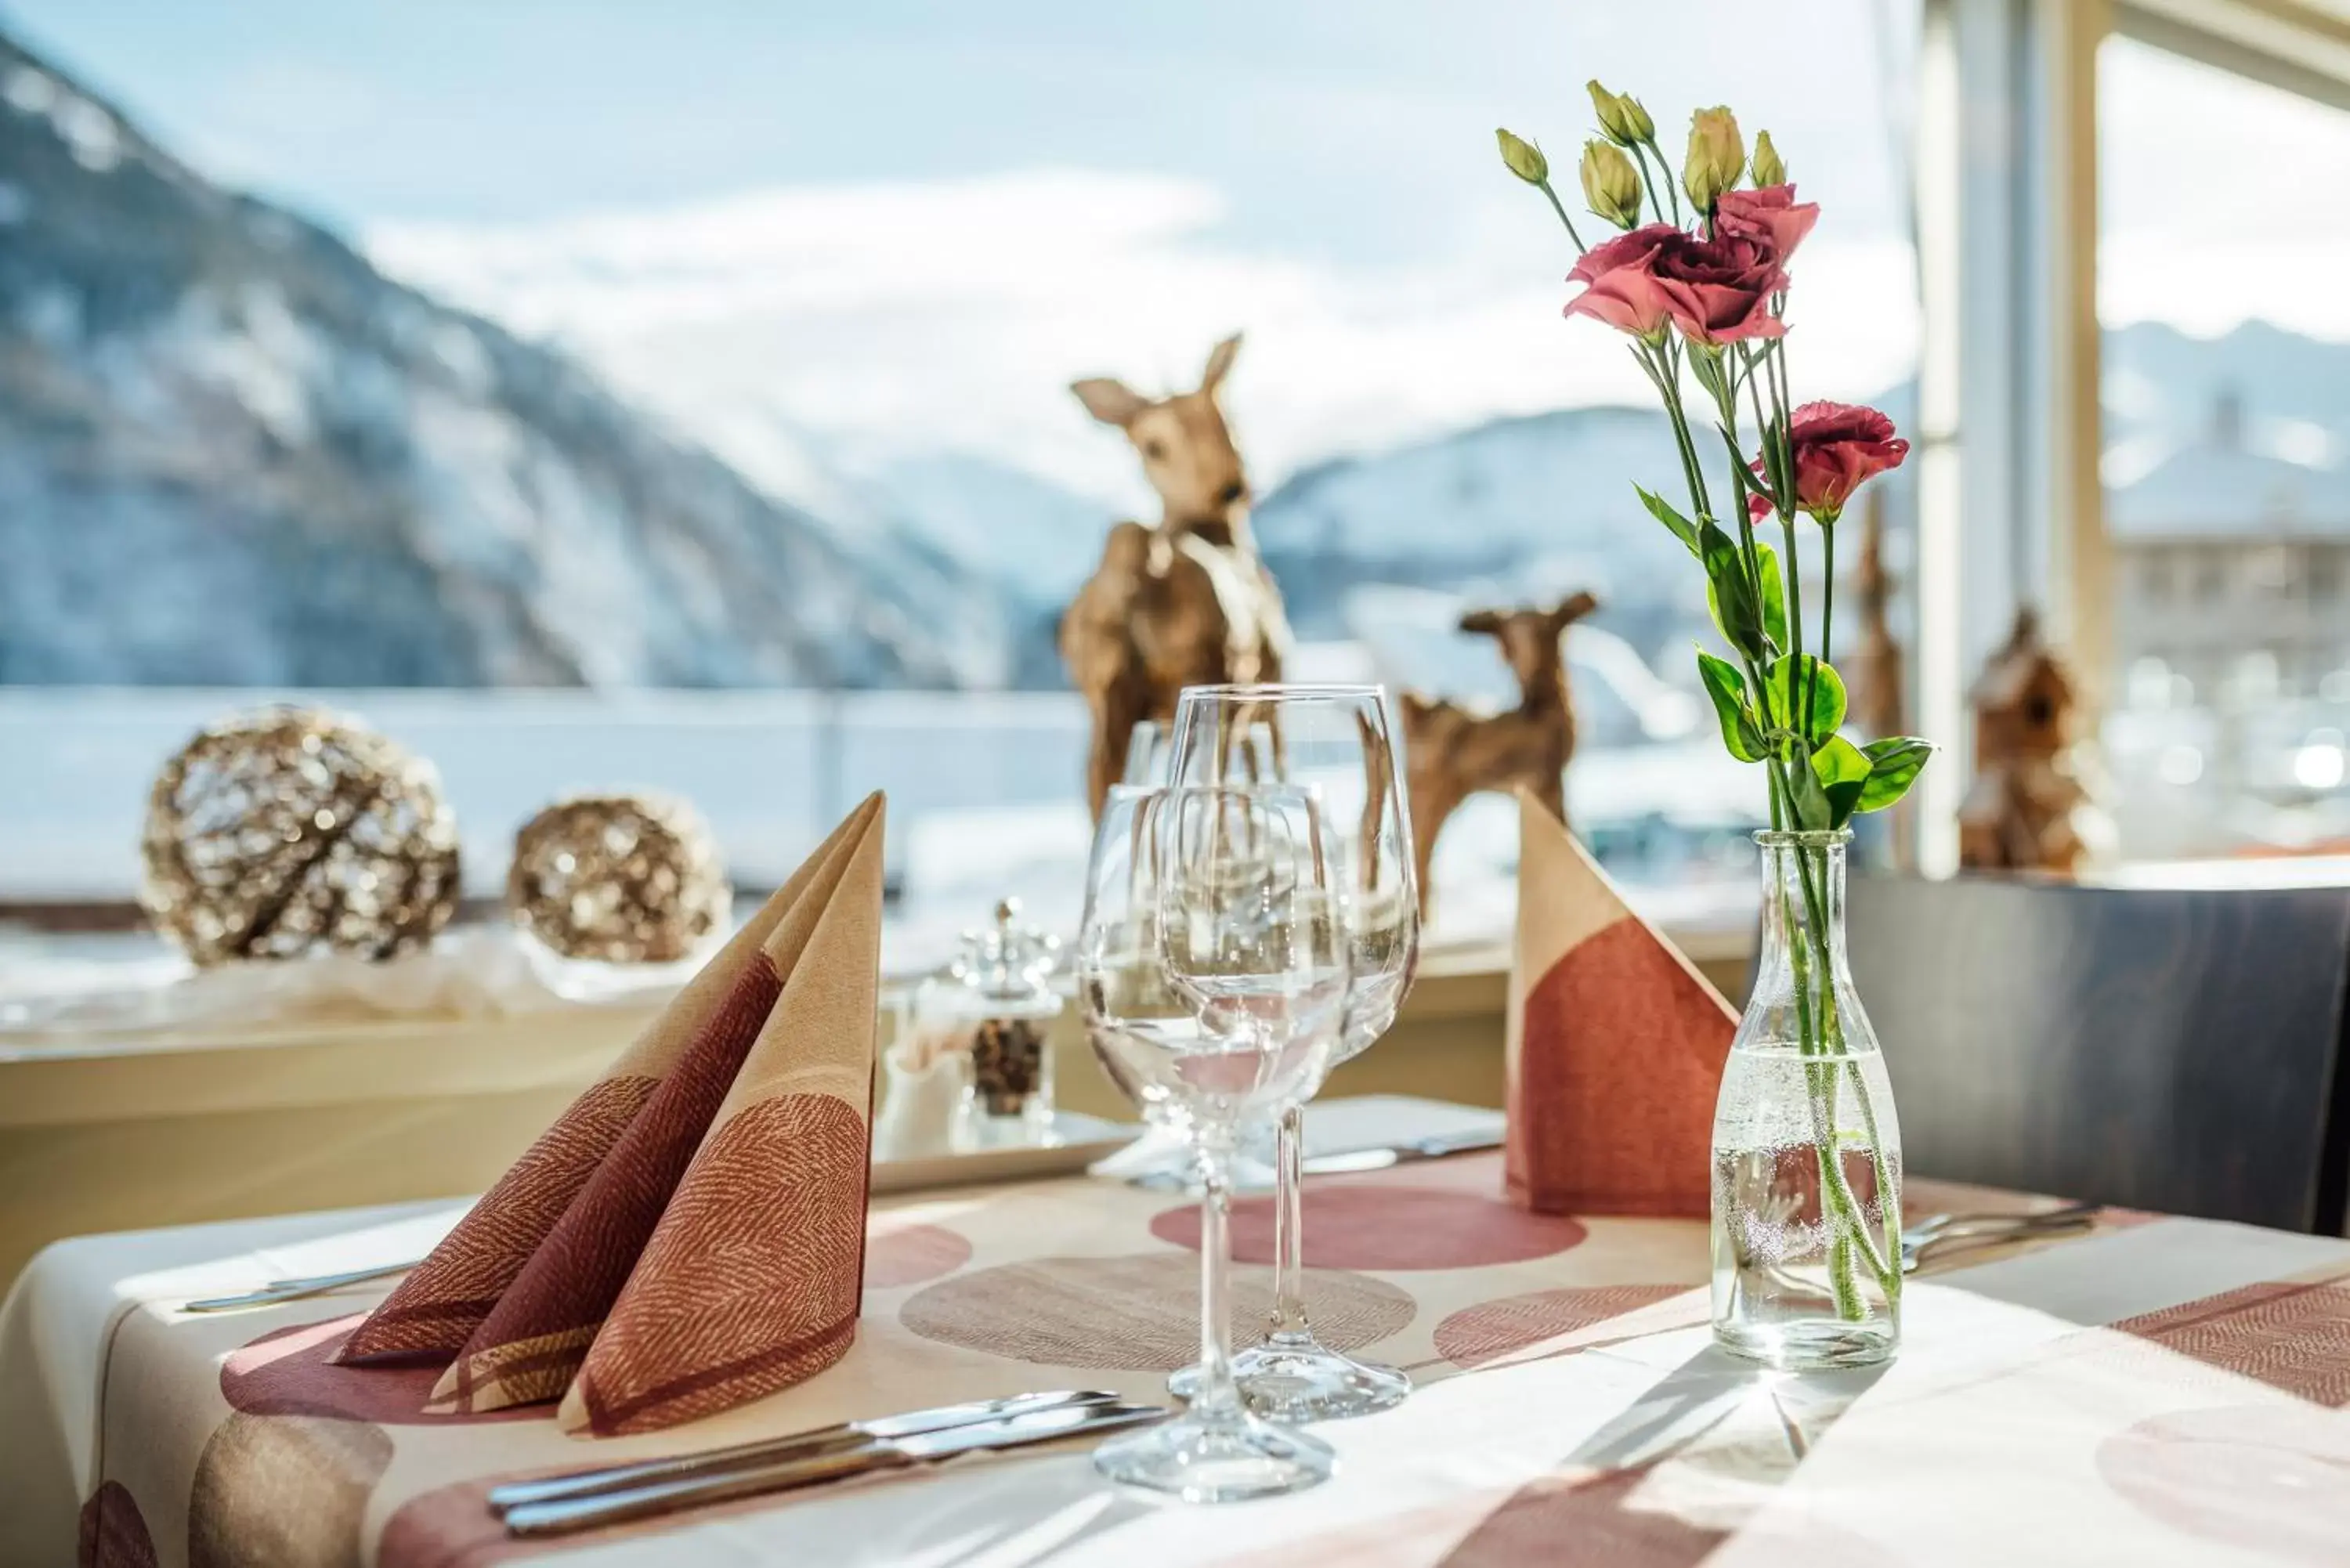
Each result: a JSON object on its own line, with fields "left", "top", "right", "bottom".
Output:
{"left": 1537, "top": 179, "right": 1589, "bottom": 254}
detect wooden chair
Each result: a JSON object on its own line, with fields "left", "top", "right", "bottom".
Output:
{"left": 1843, "top": 873, "right": 2350, "bottom": 1233}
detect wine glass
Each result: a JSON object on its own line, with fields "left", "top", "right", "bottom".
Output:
{"left": 1162, "top": 684, "right": 1421, "bottom": 1422}
{"left": 1079, "top": 785, "right": 1350, "bottom": 1501}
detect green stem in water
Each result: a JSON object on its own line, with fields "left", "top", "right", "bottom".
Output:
{"left": 1785, "top": 842, "right": 1899, "bottom": 1303}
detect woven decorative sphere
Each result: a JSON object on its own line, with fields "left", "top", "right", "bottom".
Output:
{"left": 140, "top": 707, "right": 462, "bottom": 965}
{"left": 505, "top": 793, "right": 729, "bottom": 963}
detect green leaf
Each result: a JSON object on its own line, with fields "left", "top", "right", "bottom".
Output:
{"left": 1812, "top": 734, "right": 1872, "bottom": 828}
{"left": 1784, "top": 736, "right": 1835, "bottom": 830}
{"left": 1716, "top": 426, "right": 1774, "bottom": 518}
{"left": 1694, "top": 650, "right": 1766, "bottom": 762}
{"left": 1754, "top": 541, "right": 1788, "bottom": 653}
{"left": 1857, "top": 736, "right": 1934, "bottom": 812}
{"left": 1698, "top": 519, "right": 1766, "bottom": 662}
{"left": 1764, "top": 656, "right": 1846, "bottom": 744}
{"left": 1636, "top": 486, "right": 1700, "bottom": 556}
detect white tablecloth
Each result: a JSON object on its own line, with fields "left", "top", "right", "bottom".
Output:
{"left": 9, "top": 1160, "right": 2350, "bottom": 1567}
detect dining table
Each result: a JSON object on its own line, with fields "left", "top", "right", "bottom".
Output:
{"left": 6, "top": 1141, "right": 2350, "bottom": 1568}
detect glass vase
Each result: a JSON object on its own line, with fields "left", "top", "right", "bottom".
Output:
{"left": 1711, "top": 829, "right": 1904, "bottom": 1370}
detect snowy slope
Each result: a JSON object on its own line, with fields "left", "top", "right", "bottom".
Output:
{"left": 0, "top": 28, "right": 985, "bottom": 688}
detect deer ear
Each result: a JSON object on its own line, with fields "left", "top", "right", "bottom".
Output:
{"left": 1459, "top": 609, "right": 1505, "bottom": 635}
{"left": 1072, "top": 378, "right": 1149, "bottom": 428}
{"left": 1552, "top": 591, "right": 1600, "bottom": 628}
{"left": 1201, "top": 334, "right": 1242, "bottom": 393}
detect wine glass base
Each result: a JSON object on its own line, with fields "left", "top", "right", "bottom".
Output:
{"left": 1168, "top": 1338, "right": 1412, "bottom": 1422}
{"left": 1092, "top": 1409, "right": 1335, "bottom": 1502}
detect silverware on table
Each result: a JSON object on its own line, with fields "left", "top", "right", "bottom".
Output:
{"left": 1900, "top": 1201, "right": 2099, "bottom": 1274}
{"left": 501, "top": 1400, "right": 1169, "bottom": 1539}
{"left": 181, "top": 1259, "right": 425, "bottom": 1314}
{"left": 487, "top": 1389, "right": 1124, "bottom": 1512}
{"left": 1300, "top": 1125, "right": 1505, "bottom": 1177}
{"left": 1127, "top": 1123, "right": 1505, "bottom": 1190}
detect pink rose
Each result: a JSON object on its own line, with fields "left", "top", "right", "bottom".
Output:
{"left": 1565, "top": 222, "right": 1787, "bottom": 346}
{"left": 1715, "top": 184, "right": 1819, "bottom": 265}
{"left": 1563, "top": 224, "right": 1679, "bottom": 339}
{"left": 1647, "top": 227, "right": 1788, "bottom": 345}
{"left": 1746, "top": 401, "right": 1909, "bottom": 523}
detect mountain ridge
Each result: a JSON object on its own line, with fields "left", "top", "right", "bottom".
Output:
{"left": 0, "top": 25, "right": 989, "bottom": 688}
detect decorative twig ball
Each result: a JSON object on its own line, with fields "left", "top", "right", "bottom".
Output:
{"left": 505, "top": 793, "right": 729, "bottom": 963}
{"left": 140, "top": 707, "right": 462, "bottom": 964}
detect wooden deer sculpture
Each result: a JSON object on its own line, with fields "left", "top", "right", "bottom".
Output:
{"left": 1060, "top": 334, "right": 1292, "bottom": 817}
{"left": 1397, "top": 593, "right": 1600, "bottom": 914}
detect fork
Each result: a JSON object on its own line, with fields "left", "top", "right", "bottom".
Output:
{"left": 181, "top": 1259, "right": 422, "bottom": 1313}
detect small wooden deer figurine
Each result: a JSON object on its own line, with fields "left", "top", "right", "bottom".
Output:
{"left": 1398, "top": 592, "right": 1600, "bottom": 912}
{"left": 1060, "top": 334, "right": 1293, "bottom": 817}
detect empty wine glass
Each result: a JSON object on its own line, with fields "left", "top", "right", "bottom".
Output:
{"left": 1163, "top": 684, "right": 1421, "bottom": 1422}
{"left": 1079, "top": 785, "right": 1350, "bottom": 1501}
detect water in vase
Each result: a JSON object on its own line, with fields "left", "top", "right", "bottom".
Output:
{"left": 1711, "top": 1042, "right": 1903, "bottom": 1368}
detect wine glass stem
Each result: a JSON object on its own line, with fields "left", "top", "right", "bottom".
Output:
{"left": 1194, "top": 1141, "right": 1244, "bottom": 1420}
{"left": 1268, "top": 1102, "right": 1312, "bottom": 1342}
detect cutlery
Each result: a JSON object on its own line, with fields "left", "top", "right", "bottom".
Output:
{"left": 1127, "top": 1124, "right": 1504, "bottom": 1190}
{"left": 1300, "top": 1125, "right": 1504, "bottom": 1176}
{"left": 182, "top": 1259, "right": 424, "bottom": 1314}
{"left": 1900, "top": 1201, "right": 2099, "bottom": 1274}
{"left": 487, "top": 1389, "right": 1124, "bottom": 1512}
{"left": 501, "top": 1400, "right": 1168, "bottom": 1538}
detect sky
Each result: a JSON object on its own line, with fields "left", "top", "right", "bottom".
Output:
{"left": 8, "top": 2, "right": 2341, "bottom": 512}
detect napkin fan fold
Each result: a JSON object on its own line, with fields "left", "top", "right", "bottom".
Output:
{"left": 1506, "top": 791, "right": 1735, "bottom": 1217}
{"left": 338, "top": 793, "right": 886, "bottom": 1436}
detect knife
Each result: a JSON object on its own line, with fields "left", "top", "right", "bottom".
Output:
{"left": 487, "top": 1389, "right": 1123, "bottom": 1512}
{"left": 501, "top": 1400, "right": 1168, "bottom": 1538}
{"left": 1299, "top": 1124, "right": 1504, "bottom": 1177}
{"left": 182, "top": 1259, "right": 423, "bottom": 1314}
{"left": 1126, "top": 1123, "right": 1505, "bottom": 1190}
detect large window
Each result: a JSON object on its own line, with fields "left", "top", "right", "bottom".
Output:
{"left": 0, "top": 3, "right": 1918, "bottom": 963}
{"left": 2098, "top": 33, "right": 2350, "bottom": 861}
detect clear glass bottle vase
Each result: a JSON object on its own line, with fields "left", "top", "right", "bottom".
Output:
{"left": 1711, "top": 829, "right": 1904, "bottom": 1370}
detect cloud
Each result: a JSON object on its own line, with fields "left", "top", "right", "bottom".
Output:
{"left": 367, "top": 168, "right": 1921, "bottom": 511}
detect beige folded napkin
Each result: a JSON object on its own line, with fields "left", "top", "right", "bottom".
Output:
{"left": 338, "top": 794, "right": 887, "bottom": 1436}
{"left": 1506, "top": 792, "right": 1735, "bottom": 1216}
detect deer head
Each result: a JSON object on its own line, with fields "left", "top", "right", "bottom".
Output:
{"left": 1072, "top": 334, "right": 1249, "bottom": 544}
{"left": 1459, "top": 592, "right": 1600, "bottom": 708}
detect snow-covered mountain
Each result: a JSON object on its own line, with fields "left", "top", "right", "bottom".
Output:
{"left": 0, "top": 27, "right": 993, "bottom": 688}
{"left": 1252, "top": 405, "right": 1697, "bottom": 642}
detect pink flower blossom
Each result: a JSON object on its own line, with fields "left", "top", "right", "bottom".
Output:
{"left": 1564, "top": 222, "right": 1788, "bottom": 346}
{"left": 1715, "top": 184, "right": 1819, "bottom": 265}
{"left": 1746, "top": 401, "right": 1909, "bottom": 523}
{"left": 1562, "top": 224, "right": 1680, "bottom": 339}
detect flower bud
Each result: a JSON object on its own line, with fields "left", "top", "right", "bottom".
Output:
{"left": 1682, "top": 106, "right": 1745, "bottom": 213}
{"left": 1586, "top": 80, "right": 1654, "bottom": 147}
{"left": 1495, "top": 127, "right": 1548, "bottom": 186}
{"left": 1579, "top": 140, "right": 1643, "bottom": 229}
{"left": 1750, "top": 129, "right": 1786, "bottom": 189}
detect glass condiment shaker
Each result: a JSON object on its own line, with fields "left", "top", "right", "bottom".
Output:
{"left": 909, "top": 898, "right": 1062, "bottom": 1150}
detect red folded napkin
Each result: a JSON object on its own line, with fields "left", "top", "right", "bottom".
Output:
{"left": 338, "top": 794, "right": 887, "bottom": 1436}
{"left": 1505, "top": 792, "right": 1735, "bottom": 1217}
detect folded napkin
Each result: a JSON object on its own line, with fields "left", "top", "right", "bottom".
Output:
{"left": 1505, "top": 792, "right": 1735, "bottom": 1217}
{"left": 338, "top": 794, "right": 887, "bottom": 1436}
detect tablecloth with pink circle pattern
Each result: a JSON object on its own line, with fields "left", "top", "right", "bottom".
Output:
{"left": 8, "top": 1152, "right": 2350, "bottom": 1568}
